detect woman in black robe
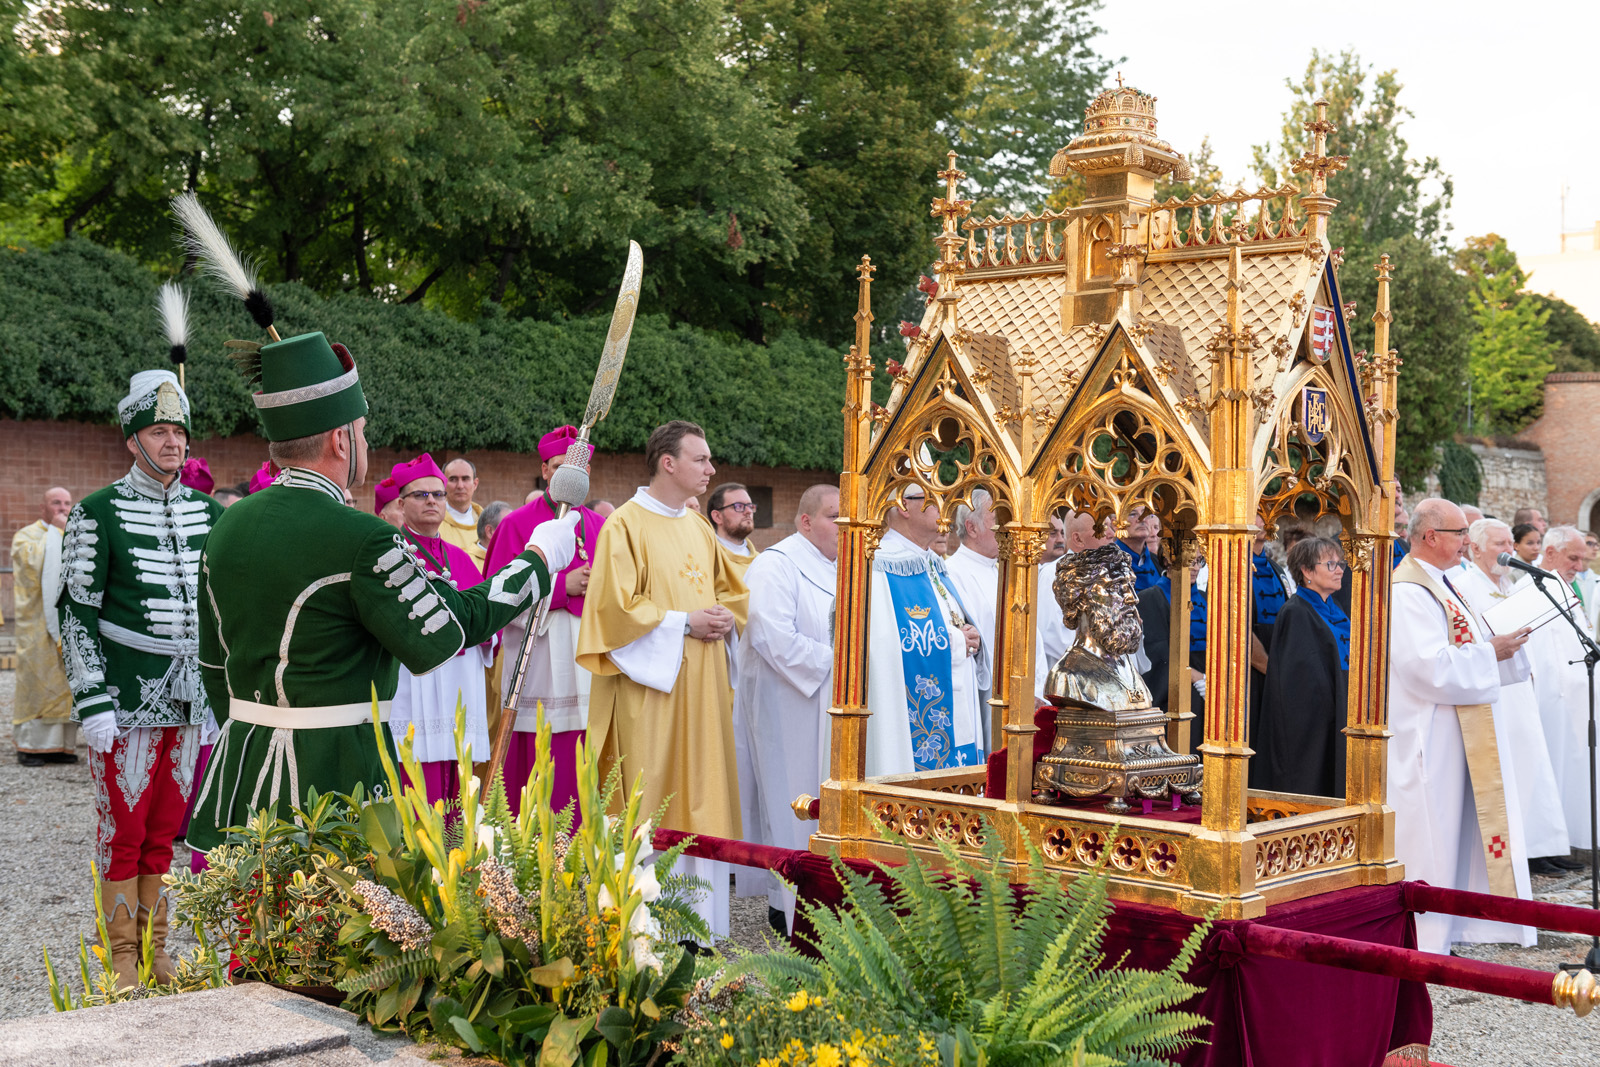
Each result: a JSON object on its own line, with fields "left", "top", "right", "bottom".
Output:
{"left": 1255, "top": 536, "right": 1351, "bottom": 796}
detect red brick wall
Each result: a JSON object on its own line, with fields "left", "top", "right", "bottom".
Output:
{"left": 1, "top": 418, "right": 837, "bottom": 620}
{"left": 1517, "top": 373, "right": 1600, "bottom": 530}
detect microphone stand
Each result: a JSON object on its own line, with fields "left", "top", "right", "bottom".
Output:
{"left": 1527, "top": 570, "right": 1600, "bottom": 973}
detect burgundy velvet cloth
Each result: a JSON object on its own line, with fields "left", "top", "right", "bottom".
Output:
{"left": 983, "top": 705, "right": 1057, "bottom": 798}
{"left": 1404, "top": 881, "right": 1600, "bottom": 938}
{"left": 654, "top": 828, "right": 1431, "bottom": 1067}
{"left": 1237, "top": 922, "right": 1555, "bottom": 1005}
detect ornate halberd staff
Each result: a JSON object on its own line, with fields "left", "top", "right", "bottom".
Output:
{"left": 488, "top": 240, "right": 644, "bottom": 789}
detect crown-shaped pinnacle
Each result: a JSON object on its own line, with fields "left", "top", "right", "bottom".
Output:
{"left": 1292, "top": 99, "right": 1349, "bottom": 199}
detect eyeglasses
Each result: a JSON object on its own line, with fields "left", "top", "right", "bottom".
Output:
{"left": 714, "top": 502, "right": 758, "bottom": 514}
{"left": 1429, "top": 527, "right": 1469, "bottom": 538}
{"left": 403, "top": 490, "right": 447, "bottom": 502}
{"left": 1316, "top": 560, "right": 1346, "bottom": 572}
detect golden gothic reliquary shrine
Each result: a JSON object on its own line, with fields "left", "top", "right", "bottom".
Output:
{"left": 810, "top": 85, "right": 1404, "bottom": 919}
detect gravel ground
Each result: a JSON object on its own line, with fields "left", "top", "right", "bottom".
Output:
{"left": 2, "top": 667, "right": 1596, "bottom": 1060}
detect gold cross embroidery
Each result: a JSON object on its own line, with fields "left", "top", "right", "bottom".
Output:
{"left": 679, "top": 553, "right": 707, "bottom": 592}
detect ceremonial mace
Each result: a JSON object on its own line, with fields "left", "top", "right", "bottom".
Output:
{"left": 488, "top": 240, "right": 643, "bottom": 792}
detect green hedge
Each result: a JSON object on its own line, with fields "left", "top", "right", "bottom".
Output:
{"left": 0, "top": 240, "right": 892, "bottom": 469}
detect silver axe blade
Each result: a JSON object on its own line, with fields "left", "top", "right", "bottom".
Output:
{"left": 491, "top": 242, "right": 643, "bottom": 788}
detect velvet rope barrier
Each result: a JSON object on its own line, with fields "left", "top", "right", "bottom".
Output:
{"left": 1402, "top": 881, "right": 1600, "bottom": 939}
{"left": 1235, "top": 923, "right": 1598, "bottom": 1017}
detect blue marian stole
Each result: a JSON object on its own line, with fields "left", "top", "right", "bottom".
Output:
{"left": 881, "top": 562, "right": 982, "bottom": 771}
{"left": 1298, "top": 589, "right": 1351, "bottom": 669}
{"left": 1251, "top": 552, "right": 1287, "bottom": 629}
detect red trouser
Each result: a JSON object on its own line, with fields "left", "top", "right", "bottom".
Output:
{"left": 90, "top": 725, "right": 202, "bottom": 881}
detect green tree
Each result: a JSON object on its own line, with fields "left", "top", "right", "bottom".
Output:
{"left": 1456, "top": 234, "right": 1556, "bottom": 433}
{"left": 1528, "top": 293, "right": 1600, "bottom": 373}
{"left": 724, "top": 0, "right": 967, "bottom": 342}
{"left": 1254, "top": 50, "right": 1470, "bottom": 489}
{"left": 943, "top": 0, "right": 1113, "bottom": 214}
{"left": 1251, "top": 49, "right": 1452, "bottom": 251}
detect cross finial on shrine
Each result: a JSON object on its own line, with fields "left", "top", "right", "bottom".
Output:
{"left": 1116, "top": 71, "right": 1124, "bottom": 89}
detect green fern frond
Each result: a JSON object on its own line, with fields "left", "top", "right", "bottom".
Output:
{"left": 335, "top": 947, "right": 435, "bottom": 993}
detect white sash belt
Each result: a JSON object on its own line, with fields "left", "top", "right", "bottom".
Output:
{"left": 99, "top": 618, "right": 197, "bottom": 656}
{"left": 99, "top": 619, "right": 201, "bottom": 706}
{"left": 229, "top": 698, "right": 390, "bottom": 729}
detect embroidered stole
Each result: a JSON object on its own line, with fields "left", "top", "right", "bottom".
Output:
{"left": 879, "top": 560, "right": 980, "bottom": 771}
{"left": 1392, "top": 556, "right": 1517, "bottom": 897}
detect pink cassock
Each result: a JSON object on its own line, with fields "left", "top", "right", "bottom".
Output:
{"left": 394, "top": 529, "right": 492, "bottom": 805}
{"left": 484, "top": 498, "right": 605, "bottom": 819}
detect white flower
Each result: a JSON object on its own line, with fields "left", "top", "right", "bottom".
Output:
{"left": 634, "top": 819, "right": 653, "bottom": 843}
{"left": 628, "top": 902, "right": 662, "bottom": 939}
{"left": 476, "top": 822, "right": 497, "bottom": 854}
{"left": 431, "top": 867, "right": 444, "bottom": 886}
{"left": 632, "top": 864, "right": 661, "bottom": 903}
{"left": 597, "top": 883, "right": 615, "bottom": 911}
{"left": 630, "top": 935, "right": 663, "bottom": 973}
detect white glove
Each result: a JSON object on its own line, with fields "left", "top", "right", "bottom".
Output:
{"left": 81, "top": 712, "right": 119, "bottom": 754}
{"left": 524, "top": 510, "right": 583, "bottom": 574}
{"left": 1192, "top": 674, "right": 1207, "bottom": 699}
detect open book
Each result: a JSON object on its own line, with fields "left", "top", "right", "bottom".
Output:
{"left": 1480, "top": 576, "right": 1582, "bottom": 636}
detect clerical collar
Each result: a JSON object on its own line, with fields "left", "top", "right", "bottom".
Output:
{"left": 125, "top": 463, "right": 179, "bottom": 501}
{"left": 446, "top": 503, "right": 476, "bottom": 525}
{"left": 632, "top": 486, "right": 688, "bottom": 518}
{"left": 952, "top": 543, "right": 997, "bottom": 570}
{"left": 404, "top": 526, "right": 449, "bottom": 573}
{"left": 277, "top": 467, "right": 346, "bottom": 504}
{"left": 718, "top": 534, "right": 753, "bottom": 557}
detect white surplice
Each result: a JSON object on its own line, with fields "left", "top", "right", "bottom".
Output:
{"left": 732, "top": 534, "right": 836, "bottom": 928}
{"left": 1455, "top": 565, "right": 1571, "bottom": 858}
{"left": 864, "top": 530, "right": 986, "bottom": 777}
{"left": 1523, "top": 580, "right": 1599, "bottom": 849}
{"left": 1388, "top": 557, "right": 1535, "bottom": 954}
{"left": 392, "top": 645, "right": 494, "bottom": 764}
{"left": 943, "top": 543, "right": 999, "bottom": 748}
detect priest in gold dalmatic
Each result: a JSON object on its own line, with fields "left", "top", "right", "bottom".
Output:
{"left": 578, "top": 420, "right": 749, "bottom": 944}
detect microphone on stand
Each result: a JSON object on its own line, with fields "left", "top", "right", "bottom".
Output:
{"left": 1496, "top": 552, "right": 1560, "bottom": 581}
{"left": 546, "top": 440, "right": 592, "bottom": 513}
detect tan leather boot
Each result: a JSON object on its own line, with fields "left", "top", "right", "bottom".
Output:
{"left": 136, "top": 875, "right": 176, "bottom": 985}
{"left": 100, "top": 878, "right": 140, "bottom": 991}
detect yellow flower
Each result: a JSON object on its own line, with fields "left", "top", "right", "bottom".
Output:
{"left": 812, "top": 1044, "right": 842, "bottom": 1067}
{"left": 758, "top": 1060, "right": 778, "bottom": 1067}
{"left": 786, "top": 990, "right": 811, "bottom": 1012}
{"left": 721, "top": 1032, "right": 735, "bottom": 1050}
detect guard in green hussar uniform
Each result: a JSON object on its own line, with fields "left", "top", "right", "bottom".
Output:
{"left": 180, "top": 196, "right": 581, "bottom": 852}
{"left": 61, "top": 367, "right": 225, "bottom": 988}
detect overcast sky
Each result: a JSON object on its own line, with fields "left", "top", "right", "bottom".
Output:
{"left": 1093, "top": 0, "right": 1598, "bottom": 259}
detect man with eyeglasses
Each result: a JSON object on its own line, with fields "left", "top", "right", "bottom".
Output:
{"left": 1389, "top": 498, "right": 1536, "bottom": 954}
{"left": 863, "top": 486, "right": 986, "bottom": 776}
{"left": 707, "top": 484, "right": 760, "bottom": 568}
{"left": 1456, "top": 518, "right": 1571, "bottom": 875}
{"left": 382, "top": 455, "right": 496, "bottom": 800}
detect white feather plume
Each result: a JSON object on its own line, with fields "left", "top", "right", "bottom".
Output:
{"left": 156, "top": 281, "right": 189, "bottom": 349}
{"left": 172, "top": 191, "right": 258, "bottom": 302}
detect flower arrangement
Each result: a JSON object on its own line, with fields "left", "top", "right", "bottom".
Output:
{"left": 164, "top": 788, "right": 369, "bottom": 989}
{"left": 328, "top": 699, "right": 709, "bottom": 1066}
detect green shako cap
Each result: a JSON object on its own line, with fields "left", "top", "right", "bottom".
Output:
{"left": 253, "top": 331, "right": 368, "bottom": 441}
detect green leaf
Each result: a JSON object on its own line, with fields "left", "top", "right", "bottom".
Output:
{"left": 480, "top": 933, "right": 504, "bottom": 979}
{"left": 428, "top": 995, "right": 467, "bottom": 1039}
{"left": 527, "top": 957, "right": 575, "bottom": 988}
{"left": 594, "top": 1006, "right": 634, "bottom": 1047}
{"left": 537, "top": 1014, "right": 594, "bottom": 1067}
{"left": 360, "top": 802, "right": 400, "bottom": 856}
{"left": 450, "top": 1015, "right": 486, "bottom": 1053}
